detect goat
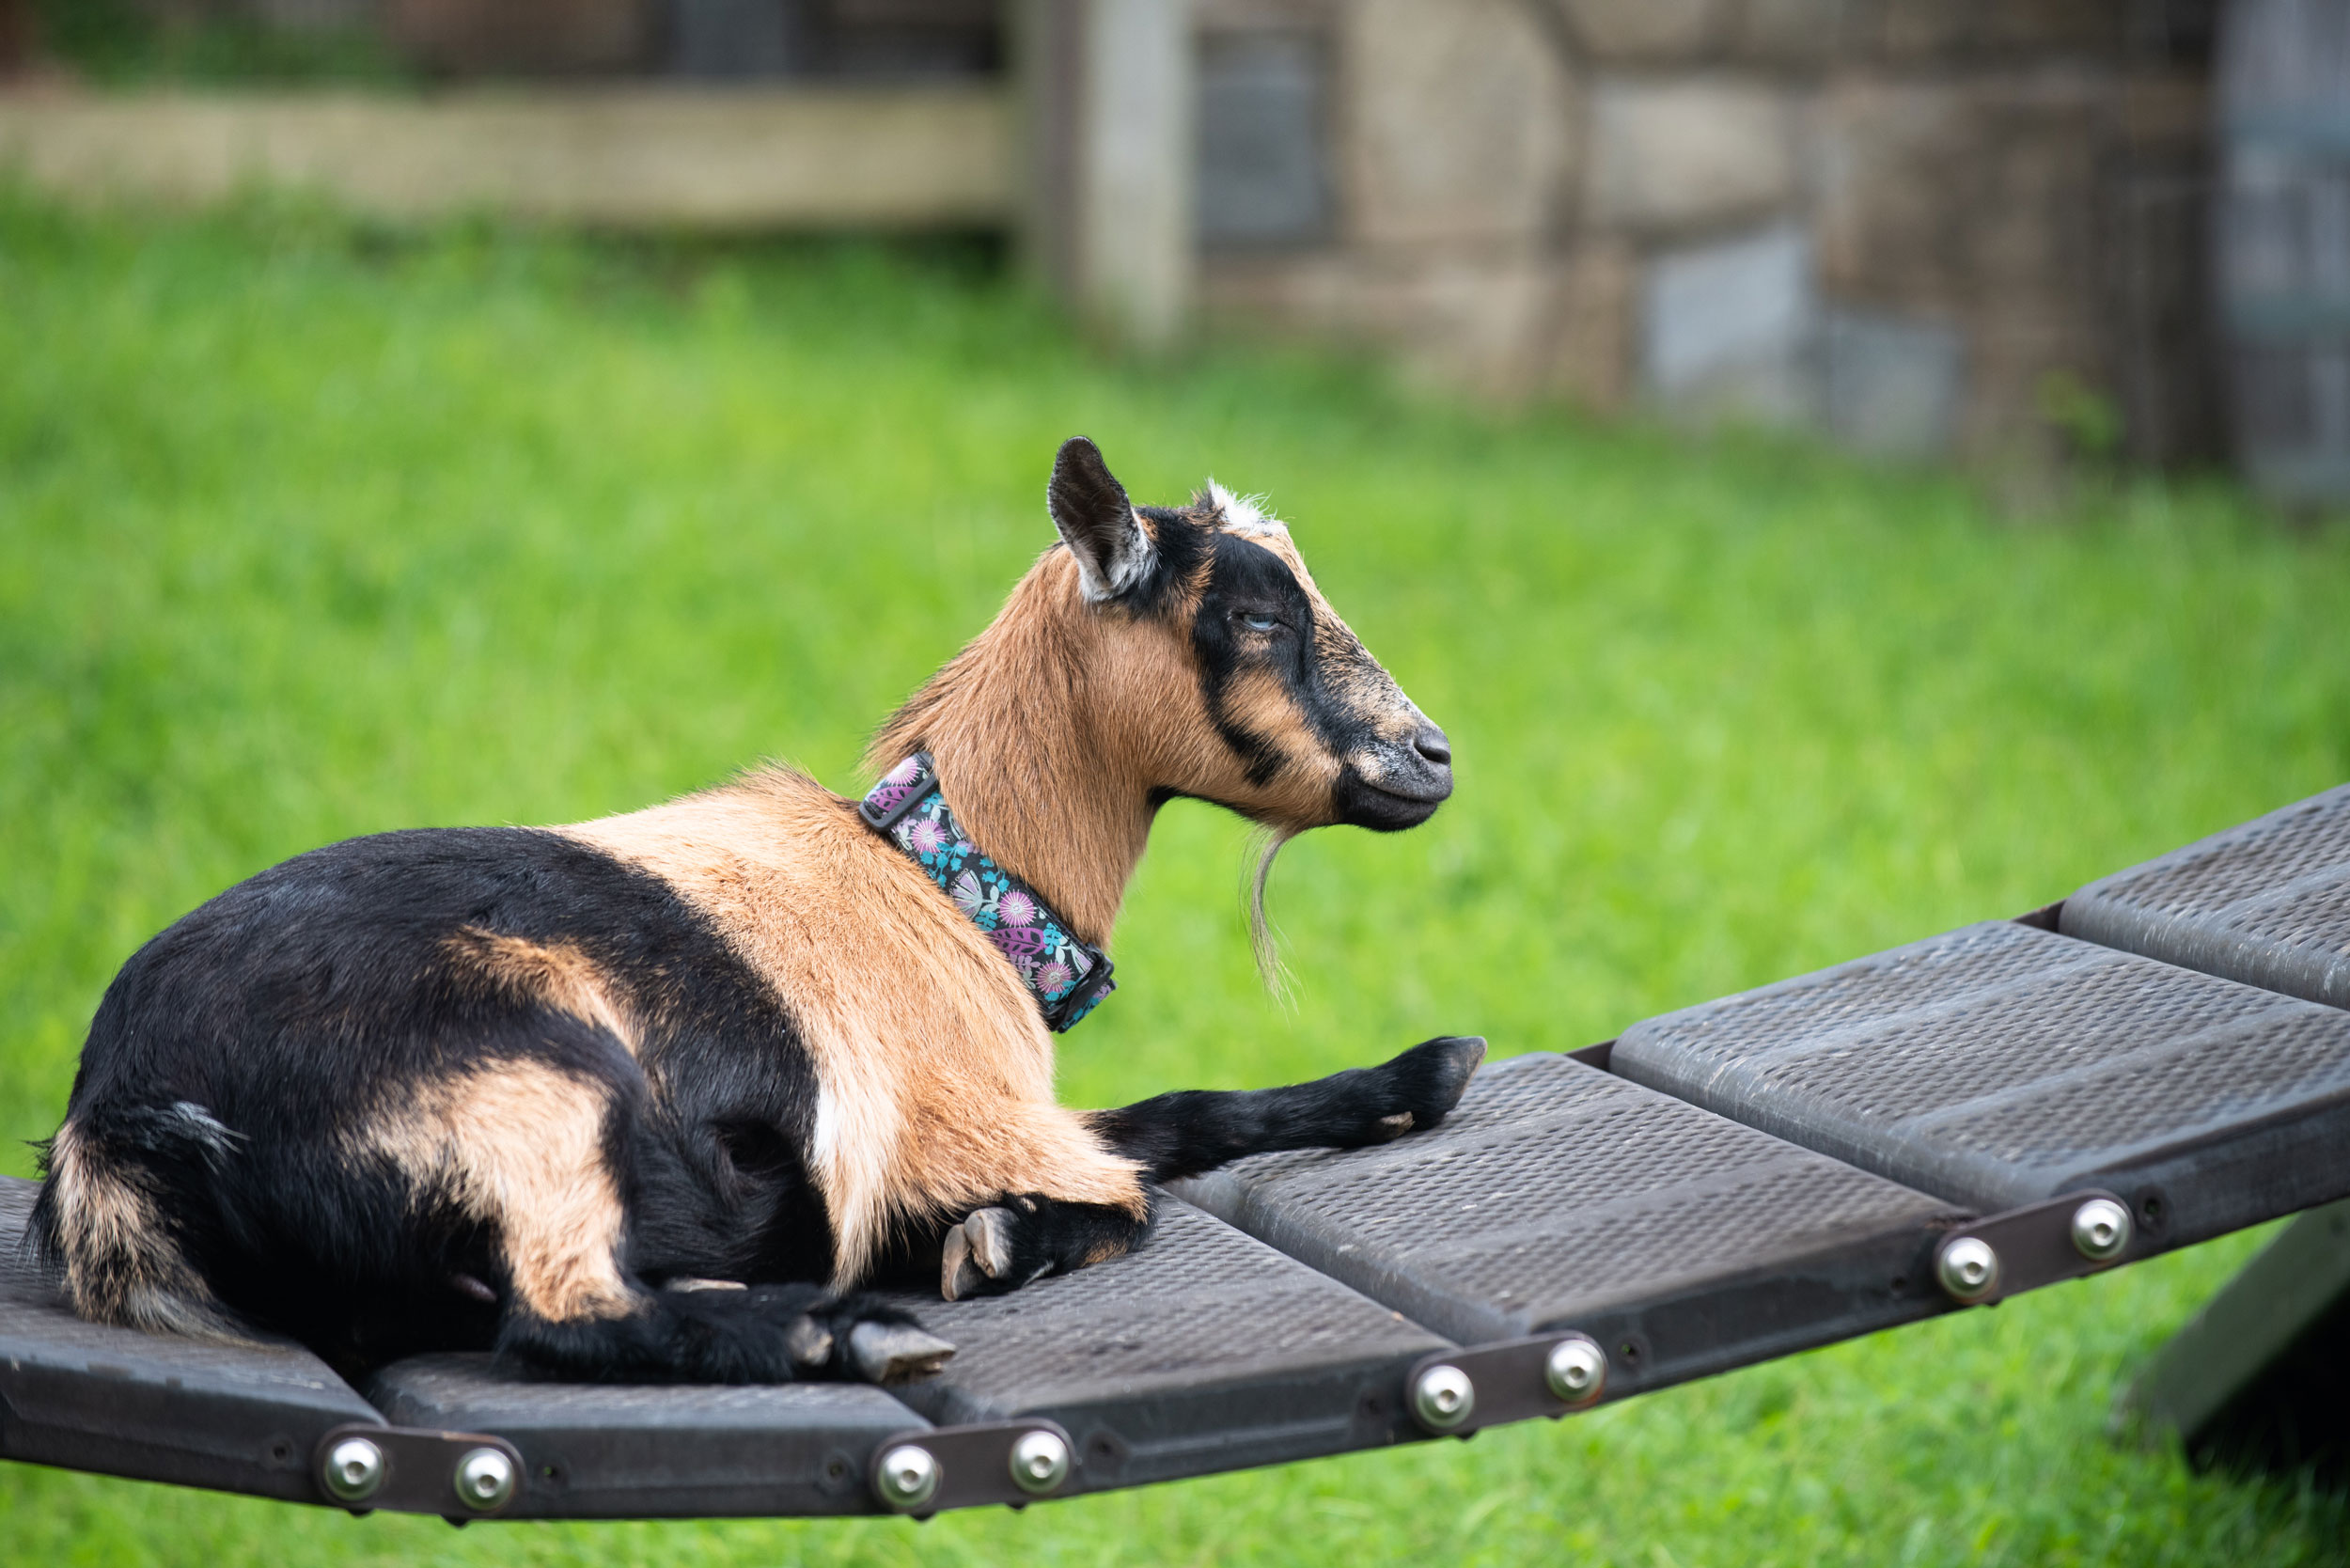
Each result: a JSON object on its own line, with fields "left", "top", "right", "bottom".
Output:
{"left": 31, "top": 437, "right": 1480, "bottom": 1387}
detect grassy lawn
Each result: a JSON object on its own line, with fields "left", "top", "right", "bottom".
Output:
{"left": 5, "top": 194, "right": 2350, "bottom": 1566}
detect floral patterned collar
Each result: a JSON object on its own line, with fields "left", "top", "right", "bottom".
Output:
{"left": 857, "top": 753, "right": 1116, "bottom": 1032}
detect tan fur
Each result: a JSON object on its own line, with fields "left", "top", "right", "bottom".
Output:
{"left": 45, "top": 1121, "right": 248, "bottom": 1341}
{"left": 868, "top": 549, "right": 1195, "bottom": 945}
{"left": 562, "top": 771, "right": 1147, "bottom": 1288}
{"left": 1216, "top": 666, "right": 1346, "bottom": 819}
{"left": 445, "top": 928, "right": 640, "bottom": 1055}
{"left": 359, "top": 1061, "right": 637, "bottom": 1322}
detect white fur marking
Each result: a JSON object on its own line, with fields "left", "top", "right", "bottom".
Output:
{"left": 1205, "top": 479, "right": 1283, "bottom": 538}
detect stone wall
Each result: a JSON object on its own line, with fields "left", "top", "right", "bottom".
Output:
{"left": 1196, "top": 0, "right": 2217, "bottom": 465}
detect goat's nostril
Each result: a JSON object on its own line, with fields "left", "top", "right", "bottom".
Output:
{"left": 1413, "top": 727, "right": 1452, "bottom": 767}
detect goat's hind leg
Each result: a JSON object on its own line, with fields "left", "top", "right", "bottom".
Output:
{"left": 412, "top": 1057, "right": 953, "bottom": 1385}
{"left": 501, "top": 1283, "right": 954, "bottom": 1385}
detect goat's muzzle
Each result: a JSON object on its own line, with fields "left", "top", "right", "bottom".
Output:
{"left": 1334, "top": 724, "right": 1453, "bottom": 831}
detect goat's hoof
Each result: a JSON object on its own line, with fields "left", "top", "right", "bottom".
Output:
{"left": 964, "top": 1207, "right": 1018, "bottom": 1278}
{"left": 785, "top": 1315, "right": 836, "bottom": 1369}
{"left": 1375, "top": 1111, "right": 1416, "bottom": 1139}
{"left": 942, "top": 1207, "right": 1022, "bottom": 1299}
{"left": 1399, "top": 1035, "right": 1486, "bottom": 1129}
{"left": 850, "top": 1321, "right": 956, "bottom": 1384}
{"left": 942, "top": 1222, "right": 983, "bottom": 1301}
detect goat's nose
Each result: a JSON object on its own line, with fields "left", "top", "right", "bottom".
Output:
{"left": 1412, "top": 725, "right": 1452, "bottom": 767}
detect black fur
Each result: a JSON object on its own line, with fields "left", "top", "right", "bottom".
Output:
{"left": 1091, "top": 1035, "right": 1487, "bottom": 1183}
{"left": 507, "top": 1285, "right": 924, "bottom": 1385}
{"left": 34, "top": 826, "right": 848, "bottom": 1376}
{"left": 1048, "top": 436, "right": 1150, "bottom": 596}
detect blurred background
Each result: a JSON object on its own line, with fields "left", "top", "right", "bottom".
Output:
{"left": 6, "top": 3, "right": 2350, "bottom": 1566}
{"left": 7, "top": 0, "right": 2350, "bottom": 488}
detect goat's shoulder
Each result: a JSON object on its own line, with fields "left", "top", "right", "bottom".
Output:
{"left": 556, "top": 766, "right": 1047, "bottom": 1050}
{"left": 560, "top": 767, "right": 1086, "bottom": 1282}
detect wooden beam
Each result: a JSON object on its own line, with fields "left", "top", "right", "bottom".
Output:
{"left": 0, "top": 85, "right": 1014, "bottom": 229}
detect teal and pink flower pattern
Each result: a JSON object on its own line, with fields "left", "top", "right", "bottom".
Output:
{"left": 859, "top": 753, "right": 1115, "bottom": 1032}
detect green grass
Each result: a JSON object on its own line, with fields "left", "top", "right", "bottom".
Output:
{"left": 31, "top": 0, "right": 415, "bottom": 87}
{"left": 5, "top": 194, "right": 2350, "bottom": 1566}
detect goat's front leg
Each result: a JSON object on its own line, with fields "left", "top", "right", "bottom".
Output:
{"left": 1089, "top": 1034, "right": 1485, "bottom": 1183}
{"left": 934, "top": 1036, "right": 1483, "bottom": 1299}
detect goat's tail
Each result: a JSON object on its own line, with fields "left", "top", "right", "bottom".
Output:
{"left": 30, "top": 1105, "right": 256, "bottom": 1344}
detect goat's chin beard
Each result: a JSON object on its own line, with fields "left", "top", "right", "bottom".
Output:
{"left": 1246, "top": 824, "right": 1299, "bottom": 999}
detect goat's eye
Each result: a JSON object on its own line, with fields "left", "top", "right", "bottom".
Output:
{"left": 1240, "top": 612, "right": 1282, "bottom": 634}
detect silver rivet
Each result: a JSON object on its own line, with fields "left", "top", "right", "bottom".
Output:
{"left": 1937, "top": 1235, "right": 2000, "bottom": 1303}
{"left": 2071, "top": 1197, "right": 2132, "bottom": 1262}
{"left": 321, "top": 1435, "right": 385, "bottom": 1504}
{"left": 452, "top": 1446, "right": 516, "bottom": 1512}
{"left": 1007, "top": 1429, "right": 1071, "bottom": 1496}
{"left": 1411, "top": 1363, "right": 1476, "bottom": 1433}
{"left": 874, "top": 1443, "right": 941, "bottom": 1511}
{"left": 1544, "top": 1337, "right": 1606, "bottom": 1405}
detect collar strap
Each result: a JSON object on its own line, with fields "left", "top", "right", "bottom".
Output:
{"left": 858, "top": 753, "right": 1116, "bottom": 1033}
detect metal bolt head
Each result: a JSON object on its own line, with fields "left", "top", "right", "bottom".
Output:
{"left": 1411, "top": 1362, "right": 1477, "bottom": 1433}
{"left": 452, "top": 1446, "right": 516, "bottom": 1513}
{"left": 1937, "top": 1235, "right": 2000, "bottom": 1303}
{"left": 2071, "top": 1197, "right": 2132, "bottom": 1263}
{"left": 1544, "top": 1337, "right": 1606, "bottom": 1406}
{"left": 874, "top": 1443, "right": 941, "bottom": 1511}
{"left": 1008, "top": 1429, "right": 1072, "bottom": 1496}
{"left": 321, "top": 1436, "right": 385, "bottom": 1504}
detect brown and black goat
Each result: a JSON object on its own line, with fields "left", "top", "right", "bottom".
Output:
{"left": 31, "top": 437, "right": 1480, "bottom": 1387}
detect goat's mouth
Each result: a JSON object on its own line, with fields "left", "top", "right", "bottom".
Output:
{"left": 1334, "top": 764, "right": 1452, "bottom": 831}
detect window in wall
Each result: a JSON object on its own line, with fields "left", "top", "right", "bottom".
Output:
{"left": 1197, "top": 30, "right": 1332, "bottom": 249}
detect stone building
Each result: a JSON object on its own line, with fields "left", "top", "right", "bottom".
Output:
{"left": 1166, "top": 0, "right": 2218, "bottom": 465}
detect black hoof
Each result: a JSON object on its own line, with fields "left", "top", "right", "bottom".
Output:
{"left": 1386, "top": 1035, "right": 1485, "bottom": 1131}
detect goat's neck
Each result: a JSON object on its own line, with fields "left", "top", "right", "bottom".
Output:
{"left": 914, "top": 700, "right": 1152, "bottom": 952}
{"left": 870, "top": 566, "right": 1159, "bottom": 950}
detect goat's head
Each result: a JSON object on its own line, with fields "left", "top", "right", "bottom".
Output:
{"left": 1040, "top": 435, "right": 1452, "bottom": 836}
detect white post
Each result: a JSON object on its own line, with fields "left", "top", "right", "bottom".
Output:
{"left": 1017, "top": 0, "right": 1195, "bottom": 349}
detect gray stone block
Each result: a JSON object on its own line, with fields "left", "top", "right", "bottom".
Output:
{"left": 1640, "top": 221, "right": 1816, "bottom": 423}
{"left": 1345, "top": 0, "right": 1576, "bottom": 247}
{"left": 1549, "top": 0, "right": 1730, "bottom": 60}
{"left": 1590, "top": 76, "right": 1795, "bottom": 234}
{"left": 1733, "top": 0, "right": 1855, "bottom": 61}
{"left": 1822, "top": 308, "right": 1963, "bottom": 456}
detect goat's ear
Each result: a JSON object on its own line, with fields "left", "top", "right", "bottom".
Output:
{"left": 1048, "top": 436, "right": 1153, "bottom": 602}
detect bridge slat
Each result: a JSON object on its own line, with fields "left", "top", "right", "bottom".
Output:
{"left": 877, "top": 1198, "right": 1449, "bottom": 1493}
{"left": 1611, "top": 919, "right": 2350, "bottom": 1248}
{"left": 363, "top": 1354, "right": 928, "bottom": 1518}
{"left": 2061, "top": 782, "right": 2350, "bottom": 1011}
{"left": 1175, "top": 1053, "right": 1968, "bottom": 1397}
